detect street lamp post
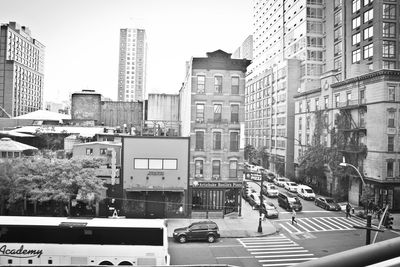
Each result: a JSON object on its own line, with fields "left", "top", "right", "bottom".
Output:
{"left": 339, "top": 158, "right": 366, "bottom": 186}
{"left": 258, "top": 171, "right": 264, "bottom": 233}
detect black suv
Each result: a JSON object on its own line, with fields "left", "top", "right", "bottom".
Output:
{"left": 173, "top": 221, "right": 220, "bottom": 243}
{"left": 277, "top": 192, "right": 302, "bottom": 211}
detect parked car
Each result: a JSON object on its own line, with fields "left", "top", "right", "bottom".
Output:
{"left": 173, "top": 221, "right": 220, "bottom": 243}
{"left": 242, "top": 187, "right": 256, "bottom": 202}
{"left": 248, "top": 192, "right": 261, "bottom": 208}
{"left": 277, "top": 192, "right": 302, "bottom": 211}
{"left": 274, "top": 177, "right": 290, "bottom": 187}
{"left": 266, "top": 172, "right": 276, "bottom": 182}
{"left": 261, "top": 201, "right": 279, "bottom": 219}
{"left": 297, "top": 185, "right": 316, "bottom": 200}
{"left": 315, "top": 197, "right": 341, "bottom": 211}
{"left": 262, "top": 183, "right": 279, "bottom": 198}
{"left": 284, "top": 181, "right": 298, "bottom": 193}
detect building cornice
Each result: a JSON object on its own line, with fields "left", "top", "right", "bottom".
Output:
{"left": 331, "top": 70, "right": 400, "bottom": 88}
{"left": 293, "top": 88, "right": 321, "bottom": 99}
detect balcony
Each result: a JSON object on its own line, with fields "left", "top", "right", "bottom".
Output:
{"left": 338, "top": 143, "right": 367, "bottom": 154}
{"left": 337, "top": 99, "right": 367, "bottom": 110}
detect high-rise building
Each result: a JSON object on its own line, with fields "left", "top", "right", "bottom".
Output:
{"left": 180, "top": 50, "right": 251, "bottom": 217}
{"left": 246, "top": 0, "right": 400, "bottom": 210}
{"left": 117, "top": 28, "right": 147, "bottom": 102}
{"left": 0, "top": 22, "right": 45, "bottom": 118}
{"left": 233, "top": 35, "right": 253, "bottom": 60}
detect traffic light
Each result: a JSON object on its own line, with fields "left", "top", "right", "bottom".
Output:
{"left": 384, "top": 213, "right": 394, "bottom": 229}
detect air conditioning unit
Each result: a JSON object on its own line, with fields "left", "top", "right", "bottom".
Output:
{"left": 195, "top": 118, "right": 204, "bottom": 123}
{"left": 212, "top": 175, "right": 220, "bottom": 180}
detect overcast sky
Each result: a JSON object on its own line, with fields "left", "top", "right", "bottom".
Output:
{"left": 1, "top": 0, "right": 252, "bottom": 102}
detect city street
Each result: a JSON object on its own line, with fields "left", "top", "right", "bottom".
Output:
{"left": 169, "top": 180, "right": 400, "bottom": 267}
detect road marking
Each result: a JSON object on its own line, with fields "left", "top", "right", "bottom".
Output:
{"left": 312, "top": 217, "right": 336, "bottom": 230}
{"left": 251, "top": 250, "right": 309, "bottom": 255}
{"left": 215, "top": 256, "right": 255, "bottom": 259}
{"left": 248, "top": 247, "right": 305, "bottom": 251}
{"left": 262, "top": 263, "right": 297, "bottom": 267}
{"left": 256, "top": 254, "right": 315, "bottom": 258}
{"left": 302, "top": 218, "right": 325, "bottom": 231}
{"left": 258, "top": 258, "right": 318, "bottom": 262}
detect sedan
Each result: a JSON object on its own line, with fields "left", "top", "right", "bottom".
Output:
{"left": 284, "top": 181, "right": 298, "bottom": 193}
{"left": 261, "top": 201, "right": 279, "bottom": 219}
{"left": 315, "top": 197, "right": 341, "bottom": 211}
{"left": 274, "top": 177, "right": 289, "bottom": 187}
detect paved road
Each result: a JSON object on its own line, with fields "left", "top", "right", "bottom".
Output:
{"left": 238, "top": 234, "right": 317, "bottom": 267}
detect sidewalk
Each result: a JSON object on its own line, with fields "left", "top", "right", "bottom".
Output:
{"left": 349, "top": 206, "right": 400, "bottom": 231}
{"left": 167, "top": 201, "right": 278, "bottom": 238}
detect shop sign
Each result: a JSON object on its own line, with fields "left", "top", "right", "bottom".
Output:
{"left": 196, "top": 181, "right": 242, "bottom": 188}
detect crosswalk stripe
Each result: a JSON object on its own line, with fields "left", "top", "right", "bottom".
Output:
{"left": 258, "top": 257, "right": 318, "bottom": 262}
{"left": 248, "top": 247, "right": 305, "bottom": 251}
{"left": 247, "top": 244, "right": 301, "bottom": 250}
{"left": 329, "top": 217, "right": 354, "bottom": 229}
{"left": 302, "top": 218, "right": 325, "bottom": 231}
{"left": 324, "top": 217, "right": 352, "bottom": 229}
{"left": 293, "top": 221, "right": 310, "bottom": 232}
{"left": 251, "top": 250, "right": 309, "bottom": 254}
{"left": 256, "top": 253, "right": 315, "bottom": 258}
{"left": 262, "top": 263, "right": 296, "bottom": 267}
{"left": 312, "top": 217, "right": 336, "bottom": 230}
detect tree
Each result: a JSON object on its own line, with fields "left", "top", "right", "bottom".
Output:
{"left": 2, "top": 156, "right": 106, "bottom": 216}
{"left": 244, "top": 144, "right": 257, "bottom": 164}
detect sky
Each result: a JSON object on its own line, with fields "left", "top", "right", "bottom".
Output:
{"left": 0, "top": 0, "right": 252, "bottom": 103}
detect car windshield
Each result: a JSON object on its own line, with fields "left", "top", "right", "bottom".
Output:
{"left": 289, "top": 182, "right": 297, "bottom": 186}
{"left": 305, "top": 189, "right": 313, "bottom": 193}
{"left": 288, "top": 197, "right": 297, "bottom": 203}
{"left": 326, "top": 199, "right": 335, "bottom": 203}
{"left": 269, "top": 185, "right": 277, "bottom": 190}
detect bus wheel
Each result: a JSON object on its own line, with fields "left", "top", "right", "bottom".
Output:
{"left": 207, "top": 235, "right": 216, "bottom": 243}
{"left": 99, "top": 261, "right": 113, "bottom": 265}
{"left": 178, "top": 235, "right": 187, "bottom": 243}
{"left": 118, "top": 261, "right": 133, "bottom": 265}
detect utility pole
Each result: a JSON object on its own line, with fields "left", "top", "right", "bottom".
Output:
{"left": 353, "top": 214, "right": 384, "bottom": 245}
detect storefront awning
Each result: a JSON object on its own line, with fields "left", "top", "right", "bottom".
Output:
{"left": 125, "top": 187, "right": 185, "bottom": 192}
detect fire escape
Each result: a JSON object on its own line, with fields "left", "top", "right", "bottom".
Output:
{"left": 336, "top": 97, "right": 368, "bottom": 174}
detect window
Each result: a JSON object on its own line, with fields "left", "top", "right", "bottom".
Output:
{"left": 315, "top": 98, "right": 319, "bottom": 110}
{"left": 388, "top": 111, "right": 395, "bottom": 128}
{"left": 352, "top": 49, "right": 361, "bottom": 63}
{"left": 299, "top": 117, "right": 303, "bottom": 130}
{"left": 363, "top": 9, "right": 373, "bottom": 23}
{"left": 387, "top": 161, "right": 394, "bottom": 177}
{"left": 164, "top": 159, "right": 177, "bottom": 170}
{"left": 363, "top": 26, "right": 373, "bottom": 40}
{"left": 363, "top": 0, "right": 373, "bottom": 6}
{"left": 334, "top": 28, "right": 343, "bottom": 40}
{"left": 333, "top": 10, "right": 342, "bottom": 25}
{"left": 213, "top": 132, "right": 222, "bottom": 150}
{"left": 363, "top": 43, "right": 373, "bottom": 59}
{"left": 197, "top": 75, "right": 205, "bottom": 93}
{"left": 335, "top": 94, "right": 340, "bottom": 107}
{"left": 212, "top": 160, "right": 221, "bottom": 178}
{"left": 229, "top": 160, "right": 238, "bottom": 178}
{"left": 196, "top": 104, "right": 205, "bottom": 123}
{"left": 307, "top": 7, "right": 324, "bottom": 18}
{"left": 100, "top": 148, "right": 107, "bottom": 155}
{"left": 214, "top": 104, "right": 222, "bottom": 122}
{"left": 230, "top": 132, "right": 239, "bottom": 151}
{"left": 231, "top": 76, "right": 239, "bottom": 94}
{"left": 383, "top": 4, "right": 396, "bottom": 19}
{"left": 383, "top": 61, "right": 396, "bottom": 69}
{"left": 299, "top": 101, "right": 303, "bottom": 113}
{"left": 334, "top": 58, "right": 342, "bottom": 71}
{"left": 352, "top": 33, "right": 361, "bottom": 45}
{"left": 306, "top": 100, "right": 310, "bottom": 112}
{"left": 306, "top": 117, "right": 310, "bottom": 130}
{"left": 352, "top": 17, "right": 360, "bottom": 29}
{"left": 346, "top": 92, "right": 352, "bottom": 105}
{"left": 214, "top": 76, "right": 223, "bottom": 93}
{"left": 383, "top": 22, "right": 396, "bottom": 38}
{"left": 324, "top": 96, "right": 329, "bottom": 109}
{"left": 231, "top": 104, "right": 239, "bottom": 123}
{"left": 149, "top": 159, "right": 163, "bottom": 169}
{"left": 383, "top": 41, "right": 395, "bottom": 58}
{"left": 195, "top": 131, "right": 204, "bottom": 150}
{"left": 134, "top": 158, "right": 148, "bottom": 169}
{"left": 334, "top": 42, "right": 342, "bottom": 55}
{"left": 352, "top": 0, "right": 360, "bottom": 13}
{"left": 86, "top": 148, "right": 93, "bottom": 155}
{"left": 388, "top": 85, "right": 395, "bottom": 101}
{"left": 195, "top": 160, "right": 204, "bottom": 177}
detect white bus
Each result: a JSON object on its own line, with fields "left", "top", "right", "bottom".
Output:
{"left": 0, "top": 216, "right": 170, "bottom": 266}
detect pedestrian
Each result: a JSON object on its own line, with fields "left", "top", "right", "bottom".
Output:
{"left": 291, "top": 209, "right": 297, "bottom": 225}
{"left": 346, "top": 202, "right": 352, "bottom": 218}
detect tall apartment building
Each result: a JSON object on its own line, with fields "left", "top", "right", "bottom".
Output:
{"left": 0, "top": 22, "right": 45, "bottom": 118}
{"left": 117, "top": 28, "right": 147, "bottom": 102}
{"left": 293, "top": 0, "right": 400, "bottom": 210}
{"left": 245, "top": 0, "right": 324, "bottom": 177}
{"left": 232, "top": 35, "right": 253, "bottom": 60}
{"left": 179, "top": 50, "right": 251, "bottom": 217}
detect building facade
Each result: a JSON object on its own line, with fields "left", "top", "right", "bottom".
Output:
{"left": 121, "top": 136, "right": 190, "bottom": 218}
{"left": 291, "top": 0, "right": 400, "bottom": 209}
{"left": 0, "top": 22, "right": 45, "bottom": 118}
{"left": 117, "top": 28, "right": 147, "bottom": 102}
{"left": 179, "top": 50, "right": 251, "bottom": 217}
{"left": 233, "top": 35, "right": 253, "bottom": 60}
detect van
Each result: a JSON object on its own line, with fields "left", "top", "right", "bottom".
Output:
{"left": 297, "top": 185, "right": 316, "bottom": 200}
{"left": 277, "top": 192, "right": 302, "bottom": 211}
